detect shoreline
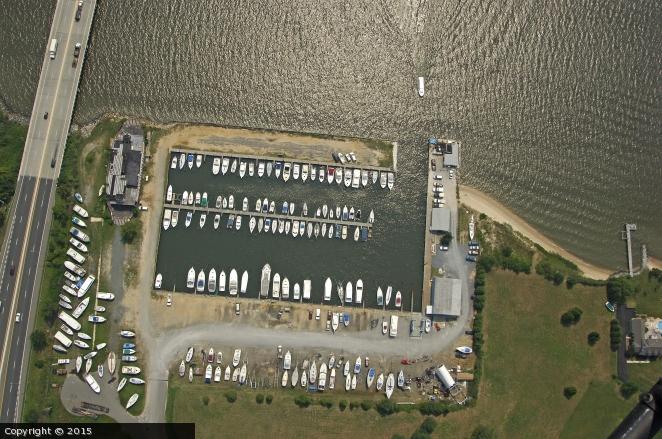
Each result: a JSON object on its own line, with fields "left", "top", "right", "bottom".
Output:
{"left": 459, "top": 185, "right": 615, "bottom": 280}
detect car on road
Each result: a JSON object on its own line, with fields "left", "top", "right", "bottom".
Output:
{"left": 235, "top": 303, "right": 240, "bottom": 315}
{"left": 43, "top": 112, "right": 48, "bottom": 119}
{"left": 75, "top": 1, "right": 83, "bottom": 21}
{"left": 73, "top": 43, "right": 81, "bottom": 57}
{"left": 433, "top": 174, "right": 443, "bottom": 180}
{"left": 15, "top": 313, "right": 21, "bottom": 323}
{"left": 10, "top": 265, "right": 15, "bottom": 276}
{"left": 166, "top": 294, "right": 172, "bottom": 307}
{"left": 449, "top": 169, "right": 455, "bottom": 178}
{"left": 430, "top": 159, "right": 436, "bottom": 171}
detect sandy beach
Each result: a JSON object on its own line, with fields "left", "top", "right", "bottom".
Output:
{"left": 459, "top": 185, "right": 614, "bottom": 280}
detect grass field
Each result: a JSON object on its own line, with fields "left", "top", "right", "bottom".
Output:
{"left": 166, "top": 270, "right": 652, "bottom": 438}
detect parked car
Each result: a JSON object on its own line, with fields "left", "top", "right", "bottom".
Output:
{"left": 166, "top": 294, "right": 172, "bottom": 307}
{"left": 235, "top": 303, "right": 240, "bottom": 315}
{"left": 466, "top": 255, "right": 477, "bottom": 262}
{"left": 465, "top": 330, "right": 475, "bottom": 335}
{"left": 434, "top": 174, "right": 443, "bottom": 180}
{"left": 315, "top": 308, "right": 321, "bottom": 320}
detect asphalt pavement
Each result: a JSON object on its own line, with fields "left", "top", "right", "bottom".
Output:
{"left": 0, "top": 0, "right": 97, "bottom": 421}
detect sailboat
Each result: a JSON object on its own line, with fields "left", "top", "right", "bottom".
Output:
{"left": 397, "top": 370, "right": 405, "bottom": 388}
{"left": 291, "top": 367, "right": 299, "bottom": 387}
{"left": 281, "top": 370, "right": 289, "bottom": 387}
{"left": 377, "top": 287, "right": 383, "bottom": 306}
{"left": 376, "top": 373, "right": 384, "bottom": 391}
{"left": 385, "top": 373, "right": 395, "bottom": 398}
{"left": 260, "top": 264, "right": 271, "bottom": 297}
{"left": 127, "top": 392, "right": 140, "bottom": 409}
{"left": 179, "top": 153, "right": 186, "bottom": 169}
{"left": 240, "top": 270, "right": 248, "bottom": 294}
{"left": 367, "top": 368, "right": 376, "bottom": 388}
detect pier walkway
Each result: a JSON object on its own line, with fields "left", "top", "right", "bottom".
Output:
{"left": 171, "top": 147, "right": 395, "bottom": 173}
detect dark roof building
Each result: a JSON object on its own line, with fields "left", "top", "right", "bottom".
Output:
{"left": 630, "top": 317, "right": 662, "bottom": 357}
{"left": 440, "top": 140, "right": 460, "bottom": 168}
{"left": 106, "top": 121, "right": 144, "bottom": 223}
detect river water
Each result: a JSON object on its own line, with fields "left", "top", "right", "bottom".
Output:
{"left": 1, "top": 0, "right": 660, "bottom": 270}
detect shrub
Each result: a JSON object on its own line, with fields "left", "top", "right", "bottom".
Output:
{"left": 339, "top": 400, "right": 347, "bottom": 411}
{"left": 440, "top": 232, "right": 453, "bottom": 246}
{"left": 34, "top": 359, "right": 44, "bottom": 369}
{"left": 256, "top": 394, "right": 264, "bottom": 404}
{"left": 294, "top": 394, "right": 312, "bottom": 408}
{"left": 418, "top": 401, "right": 450, "bottom": 416}
{"left": 202, "top": 396, "right": 210, "bottom": 406}
{"left": 24, "top": 409, "right": 39, "bottom": 423}
{"left": 121, "top": 220, "right": 140, "bottom": 244}
{"left": 470, "top": 425, "right": 497, "bottom": 439}
{"left": 478, "top": 254, "right": 496, "bottom": 272}
{"left": 607, "top": 277, "right": 634, "bottom": 305}
{"left": 566, "top": 275, "right": 577, "bottom": 289}
{"left": 360, "top": 400, "right": 373, "bottom": 411}
{"left": 620, "top": 382, "right": 639, "bottom": 400}
{"left": 376, "top": 399, "right": 397, "bottom": 416}
{"left": 563, "top": 386, "right": 577, "bottom": 399}
{"left": 610, "top": 320, "right": 621, "bottom": 351}
{"left": 561, "top": 307, "right": 583, "bottom": 326}
{"left": 266, "top": 394, "right": 273, "bottom": 404}
{"left": 419, "top": 417, "right": 437, "bottom": 434}
{"left": 319, "top": 398, "right": 333, "bottom": 409}
{"left": 30, "top": 330, "right": 47, "bottom": 352}
{"left": 587, "top": 332, "right": 600, "bottom": 346}
{"left": 224, "top": 391, "right": 237, "bottom": 403}
{"left": 410, "top": 432, "right": 429, "bottom": 439}
{"left": 479, "top": 213, "right": 487, "bottom": 220}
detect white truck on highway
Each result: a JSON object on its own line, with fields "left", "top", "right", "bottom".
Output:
{"left": 49, "top": 38, "right": 58, "bottom": 59}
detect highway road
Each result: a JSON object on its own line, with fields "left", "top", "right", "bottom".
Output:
{"left": 0, "top": 0, "right": 96, "bottom": 422}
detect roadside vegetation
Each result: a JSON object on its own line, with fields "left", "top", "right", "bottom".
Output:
{"left": 22, "top": 118, "right": 124, "bottom": 422}
{"left": 0, "top": 112, "right": 27, "bottom": 229}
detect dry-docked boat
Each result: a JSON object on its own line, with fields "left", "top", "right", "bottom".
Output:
{"left": 232, "top": 349, "right": 241, "bottom": 367}
{"left": 205, "top": 364, "right": 213, "bottom": 383}
{"left": 318, "top": 363, "right": 328, "bottom": 390}
{"left": 309, "top": 361, "right": 317, "bottom": 384}
{"left": 376, "top": 373, "right": 385, "bottom": 391}
{"left": 291, "top": 282, "right": 299, "bottom": 300}
{"left": 397, "top": 370, "right": 405, "bottom": 388}
{"left": 321, "top": 222, "right": 327, "bottom": 237}
{"left": 311, "top": 165, "right": 317, "bottom": 181}
{"left": 229, "top": 269, "right": 238, "bottom": 295}
{"left": 345, "top": 373, "right": 352, "bottom": 391}
{"left": 272, "top": 273, "right": 281, "bottom": 298}
{"left": 331, "top": 313, "right": 339, "bottom": 332}
{"left": 355, "top": 279, "right": 363, "bottom": 304}
{"left": 213, "top": 213, "right": 221, "bottom": 230}
{"left": 214, "top": 366, "right": 222, "bottom": 382}
{"left": 281, "top": 370, "right": 288, "bottom": 387}
{"left": 258, "top": 217, "right": 264, "bottom": 233}
{"left": 70, "top": 227, "right": 90, "bottom": 243}
{"left": 88, "top": 315, "right": 106, "bottom": 324}
{"left": 301, "top": 370, "right": 307, "bottom": 388}
{"left": 291, "top": 367, "right": 299, "bottom": 387}
{"left": 96, "top": 292, "right": 115, "bottom": 301}
{"left": 84, "top": 373, "right": 101, "bottom": 394}
{"left": 70, "top": 237, "right": 88, "bottom": 253}
{"left": 385, "top": 373, "right": 395, "bottom": 398}
{"left": 179, "top": 360, "right": 186, "bottom": 377}
{"left": 121, "top": 366, "right": 141, "bottom": 375}
{"left": 282, "top": 277, "right": 290, "bottom": 299}
{"left": 324, "top": 278, "right": 332, "bottom": 301}
{"left": 73, "top": 204, "right": 89, "bottom": 218}
{"left": 188, "top": 368, "right": 194, "bottom": 383}
{"left": 224, "top": 365, "right": 231, "bottom": 381}
{"left": 260, "top": 264, "right": 271, "bottom": 297}
{"left": 240, "top": 270, "right": 248, "bottom": 294}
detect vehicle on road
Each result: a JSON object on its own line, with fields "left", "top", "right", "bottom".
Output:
{"left": 75, "top": 1, "right": 83, "bottom": 21}
{"left": 73, "top": 43, "right": 81, "bottom": 57}
{"left": 235, "top": 302, "right": 240, "bottom": 315}
{"left": 10, "top": 265, "right": 15, "bottom": 276}
{"left": 15, "top": 313, "right": 21, "bottom": 323}
{"left": 43, "top": 112, "right": 48, "bottom": 119}
{"left": 49, "top": 38, "right": 58, "bottom": 59}
{"left": 166, "top": 294, "right": 172, "bottom": 307}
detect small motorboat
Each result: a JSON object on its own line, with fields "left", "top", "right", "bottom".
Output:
{"left": 195, "top": 154, "right": 203, "bottom": 168}
{"left": 395, "top": 291, "right": 402, "bottom": 308}
{"left": 376, "top": 373, "right": 385, "bottom": 391}
{"left": 456, "top": 346, "right": 473, "bottom": 355}
{"left": 212, "top": 157, "right": 220, "bottom": 175}
{"left": 397, "top": 370, "right": 405, "bottom": 388}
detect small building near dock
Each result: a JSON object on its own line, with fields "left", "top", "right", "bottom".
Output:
{"left": 105, "top": 121, "right": 145, "bottom": 224}
{"left": 430, "top": 207, "right": 451, "bottom": 233}
{"left": 429, "top": 277, "right": 462, "bottom": 318}
{"left": 439, "top": 139, "right": 460, "bottom": 168}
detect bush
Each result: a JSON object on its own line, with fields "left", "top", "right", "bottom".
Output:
{"left": 610, "top": 320, "right": 621, "bottom": 351}
{"left": 566, "top": 275, "right": 577, "bottom": 289}
{"left": 561, "top": 307, "right": 583, "bottom": 326}
{"left": 202, "top": 396, "right": 210, "bottom": 406}
{"left": 587, "top": 332, "right": 600, "bottom": 346}
{"left": 24, "top": 409, "right": 39, "bottom": 423}
{"left": 410, "top": 432, "right": 429, "bottom": 439}
{"left": 224, "top": 391, "right": 237, "bottom": 403}
{"left": 479, "top": 213, "right": 487, "bottom": 220}
{"left": 419, "top": 417, "right": 437, "bottom": 434}
{"left": 256, "top": 394, "right": 264, "bottom": 404}
{"left": 620, "top": 382, "right": 639, "bottom": 400}
{"left": 376, "top": 399, "right": 397, "bottom": 416}
{"left": 339, "top": 400, "right": 347, "bottom": 411}
{"left": 360, "top": 400, "right": 373, "bottom": 411}
{"left": 607, "top": 277, "right": 634, "bottom": 305}
{"left": 478, "top": 254, "right": 496, "bottom": 272}
{"left": 121, "top": 220, "right": 140, "bottom": 244}
{"left": 440, "top": 232, "right": 453, "bottom": 246}
{"left": 30, "top": 330, "right": 47, "bottom": 352}
{"left": 563, "top": 386, "right": 577, "bottom": 399}
{"left": 34, "top": 359, "right": 44, "bottom": 369}
{"left": 418, "top": 401, "right": 450, "bottom": 416}
{"left": 294, "top": 394, "right": 312, "bottom": 408}
{"left": 266, "top": 394, "right": 273, "bottom": 404}
{"left": 470, "top": 425, "right": 497, "bottom": 439}
{"left": 319, "top": 398, "right": 333, "bottom": 409}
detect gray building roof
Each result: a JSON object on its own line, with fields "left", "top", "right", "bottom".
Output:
{"left": 430, "top": 277, "right": 462, "bottom": 317}
{"left": 630, "top": 318, "right": 662, "bottom": 357}
{"left": 431, "top": 207, "right": 451, "bottom": 232}
{"left": 444, "top": 142, "right": 460, "bottom": 168}
{"left": 106, "top": 123, "right": 145, "bottom": 208}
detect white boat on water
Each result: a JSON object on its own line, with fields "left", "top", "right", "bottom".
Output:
{"left": 283, "top": 162, "right": 291, "bottom": 182}
{"left": 292, "top": 163, "right": 300, "bottom": 180}
{"left": 239, "top": 161, "right": 246, "bottom": 178}
{"left": 260, "top": 264, "right": 271, "bottom": 298}
{"left": 301, "top": 163, "right": 308, "bottom": 182}
{"left": 282, "top": 277, "right": 290, "bottom": 299}
{"left": 217, "top": 270, "right": 225, "bottom": 292}
{"left": 248, "top": 161, "right": 255, "bottom": 177}
{"left": 395, "top": 291, "right": 402, "bottom": 308}
{"left": 257, "top": 161, "right": 265, "bottom": 177}
{"left": 163, "top": 209, "right": 172, "bottom": 231}
{"left": 345, "top": 281, "right": 353, "bottom": 303}
{"left": 380, "top": 171, "right": 387, "bottom": 189}
{"left": 385, "top": 373, "right": 395, "bottom": 398}
{"left": 272, "top": 273, "right": 281, "bottom": 298}
{"left": 249, "top": 216, "right": 256, "bottom": 233}
{"left": 355, "top": 279, "right": 363, "bottom": 304}
{"left": 303, "top": 280, "right": 311, "bottom": 300}
{"left": 212, "top": 157, "right": 220, "bottom": 175}
{"left": 324, "top": 278, "right": 332, "bottom": 301}
{"left": 196, "top": 270, "right": 206, "bottom": 293}
{"left": 213, "top": 213, "right": 221, "bottom": 229}
{"left": 228, "top": 195, "right": 234, "bottom": 209}
{"left": 266, "top": 161, "right": 273, "bottom": 176}
{"left": 387, "top": 172, "right": 394, "bottom": 190}
{"left": 231, "top": 158, "right": 237, "bottom": 173}
{"left": 232, "top": 349, "right": 241, "bottom": 367}
{"left": 199, "top": 213, "right": 206, "bottom": 228}
{"left": 171, "top": 210, "right": 179, "bottom": 228}
{"left": 185, "top": 211, "right": 192, "bottom": 228}
{"left": 242, "top": 197, "right": 248, "bottom": 212}
{"left": 221, "top": 157, "right": 229, "bottom": 174}
{"left": 208, "top": 268, "right": 217, "bottom": 293}
{"left": 361, "top": 169, "right": 368, "bottom": 187}
{"left": 178, "top": 153, "right": 185, "bottom": 169}
{"left": 187, "top": 267, "right": 195, "bottom": 289}
{"left": 352, "top": 168, "right": 360, "bottom": 188}
{"left": 418, "top": 76, "right": 425, "bottom": 96}
{"left": 196, "top": 154, "right": 203, "bottom": 168}
{"left": 385, "top": 286, "right": 392, "bottom": 306}
{"left": 229, "top": 269, "right": 238, "bottom": 296}
{"left": 240, "top": 270, "right": 248, "bottom": 294}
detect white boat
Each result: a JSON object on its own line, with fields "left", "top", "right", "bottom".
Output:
{"left": 188, "top": 367, "right": 194, "bottom": 383}
{"left": 385, "top": 373, "right": 395, "bottom": 398}
{"left": 196, "top": 270, "right": 206, "bottom": 293}
{"left": 231, "top": 368, "right": 239, "bottom": 382}
{"left": 208, "top": 268, "right": 217, "bottom": 293}
{"left": 75, "top": 356, "right": 83, "bottom": 373}
{"left": 117, "top": 376, "right": 127, "bottom": 392}
{"left": 456, "top": 346, "right": 473, "bottom": 355}
{"left": 84, "top": 374, "right": 101, "bottom": 394}
{"left": 397, "top": 370, "right": 405, "bottom": 387}
{"left": 188, "top": 191, "right": 194, "bottom": 205}
{"left": 231, "top": 158, "right": 237, "bottom": 173}
{"left": 303, "top": 280, "right": 311, "bottom": 300}
{"left": 240, "top": 270, "right": 248, "bottom": 294}
{"left": 469, "top": 215, "right": 475, "bottom": 240}
{"left": 283, "top": 351, "right": 291, "bottom": 370}
{"left": 283, "top": 162, "right": 291, "bottom": 182}
{"left": 219, "top": 270, "right": 226, "bottom": 292}
{"left": 353, "top": 226, "right": 360, "bottom": 241}
{"left": 343, "top": 360, "right": 350, "bottom": 376}
{"left": 266, "top": 161, "right": 273, "bottom": 176}
{"left": 213, "top": 214, "right": 221, "bottom": 230}
{"left": 361, "top": 169, "right": 369, "bottom": 187}
{"left": 343, "top": 168, "right": 351, "bottom": 187}
{"left": 195, "top": 192, "right": 201, "bottom": 205}
{"left": 126, "top": 393, "right": 139, "bottom": 409}
{"left": 321, "top": 222, "right": 327, "bottom": 238}
{"left": 282, "top": 277, "right": 290, "bottom": 299}
{"left": 121, "top": 366, "right": 141, "bottom": 375}
{"left": 181, "top": 190, "right": 188, "bottom": 205}
{"left": 345, "top": 373, "right": 352, "bottom": 391}
{"left": 301, "top": 163, "right": 308, "bottom": 182}
{"left": 249, "top": 216, "right": 256, "bottom": 233}
{"left": 73, "top": 204, "right": 89, "bottom": 218}
{"left": 85, "top": 358, "right": 93, "bottom": 373}
{"left": 389, "top": 315, "right": 399, "bottom": 337}
{"left": 229, "top": 269, "right": 238, "bottom": 296}
{"left": 69, "top": 237, "right": 88, "bottom": 253}
{"left": 185, "top": 347, "right": 194, "bottom": 363}
{"left": 331, "top": 313, "right": 339, "bottom": 332}
{"left": 120, "top": 330, "right": 135, "bottom": 338}
{"left": 292, "top": 163, "right": 300, "bottom": 180}
{"left": 232, "top": 349, "right": 241, "bottom": 367}
{"left": 387, "top": 172, "right": 394, "bottom": 190}
{"left": 216, "top": 351, "right": 223, "bottom": 364}
{"left": 257, "top": 161, "right": 265, "bottom": 177}
{"left": 345, "top": 281, "right": 353, "bottom": 303}
{"left": 171, "top": 209, "right": 179, "bottom": 228}
{"left": 59, "top": 300, "right": 73, "bottom": 310}
{"left": 352, "top": 168, "right": 361, "bottom": 188}
{"left": 395, "top": 291, "right": 402, "bottom": 308}
{"left": 205, "top": 364, "right": 213, "bottom": 383}
{"left": 309, "top": 361, "right": 317, "bottom": 383}
{"left": 199, "top": 213, "right": 207, "bottom": 229}
{"left": 179, "top": 360, "right": 186, "bottom": 377}
{"left": 272, "top": 273, "right": 281, "bottom": 298}
{"left": 221, "top": 157, "right": 229, "bottom": 174}
{"left": 178, "top": 153, "right": 185, "bottom": 169}
{"left": 71, "top": 297, "right": 89, "bottom": 319}
{"left": 367, "top": 368, "right": 376, "bottom": 388}
{"left": 385, "top": 286, "right": 392, "bottom": 306}
{"left": 418, "top": 76, "right": 425, "bottom": 96}
{"left": 380, "top": 172, "right": 387, "bottom": 189}
{"left": 195, "top": 154, "right": 202, "bottom": 168}
{"left": 337, "top": 282, "right": 344, "bottom": 303}
{"left": 88, "top": 315, "right": 106, "bottom": 323}
{"left": 69, "top": 227, "right": 89, "bottom": 243}
{"left": 382, "top": 320, "right": 388, "bottom": 335}
{"left": 351, "top": 374, "right": 357, "bottom": 390}
{"left": 239, "top": 161, "right": 246, "bottom": 178}
{"left": 187, "top": 267, "right": 195, "bottom": 289}
{"left": 228, "top": 195, "right": 234, "bottom": 209}
{"left": 355, "top": 279, "right": 363, "bottom": 304}
{"left": 242, "top": 197, "right": 248, "bottom": 212}
{"left": 425, "top": 319, "right": 431, "bottom": 333}
{"left": 293, "top": 282, "right": 300, "bottom": 300}
{"left": 234, "top": 214, "right": 242, "bottom": 230}
{"left": 248, "top": 161, "right": 255, "bottom": 177}
{"left": 291, "top": 367, "right": 299, "bottom": 387}
{"left": 376, "top": 373, "right": 384, "bottom": 391}
{"left": 129, "top": 377, "right": 145, "bottom": 385}
{"left": 212, "top": 157, "right": 220, "bottom": 175}
{"left": 224, "top": 366, "right": 231, "bottom": 381}
{"left": 354, "top": 357, "right": 361, "bottom": 375}
{"left": 318, "top": 363, "right": 328, "bottom": 390}
{"left": 184, "top": 211, "right": 192, "bottom": 228}
{"left": 324, "top": 278, "right": 332, "bottom": 301}
{"left": 281, "top": 370, "right": 289, "bottom": 387}
{"left": 98, "top": 364, "right": 104, "bottom": 378}
{"left": 260, "top": 264, "right": 271, "bottom": 297}
{"left": 96, "top": 292, "right": 115, "bottom": 301}
{"left": 214, "top": 366, "right": 222, "bottom": 382}
{"left": 301, "top": 370, "right": 307, "bottom": 388}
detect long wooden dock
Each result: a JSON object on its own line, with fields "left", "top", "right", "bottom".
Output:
{"left": 164, "top": 202, "right": 374, "bottom": 229}
{"left": 171, "top": 147, "right": 395, "bottom": 173}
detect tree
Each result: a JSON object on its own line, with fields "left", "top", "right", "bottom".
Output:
{"left": 610, "top": 320, "right": 622, "bottom": 351}
{"left": 30, "top": 330, "right": 47, "bottom": 352}
{"left": 479, "top": 213, "right": 487, "bottom": 220}
{"left": 266, "top": 394, "right": 273, "bottom": 404}
{"left": 256, "top": 394, "right": 264, "bottom": 404}
{"left": 339, "top": 400, "right": 347, "bottom": 411}
{"left": 560, "top": 307, "right": 583, "bottom": 326}
{"left": 360, "top": 400, "right": 373, "bottom": 411}
{"left": 224, "top": 391, "right": 237, "bottom": 403}
{"left": 552, "top": 271, "right": 564, "bottom": 285}
{"left": 440, "top": 232, "right": 453, "bottom": 246}
{"left": 620, "top": 382, "right": 639, "bottom": 399}
{"left": 294, "top": 394, "right": 312, "bottom": 408}
{"left": 470, "top": 425, "right": 497, "bottom": 439}
{"left": 607, "top": 277, "right": 634, "bottom": 305}
{"left": 319, "top": 398, "right": 333, "bottom": 409}
{"left": 587, "top": 332, "right": 600, "bottom": 346}
{"left": 376, "top": 400, "right": 397, "bottom": 416}
{"left": 419, "top": 418, "right": 437, "bottom": 434}
{"left": 563, "top": 387, "right": 577, "bottom": 399}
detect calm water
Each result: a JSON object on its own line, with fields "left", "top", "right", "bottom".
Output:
{"left": 156, "top": 158, "right": 422, "bottom": 309}
{"left": 1, "top": 0, "right": 660, "bottom": 270}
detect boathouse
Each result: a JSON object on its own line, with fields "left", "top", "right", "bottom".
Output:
{"left": 106, "top": 121, "right": 145, "bottom": 224}
{"left": 428, "top": 277, "right": 461, "bottom": 318}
